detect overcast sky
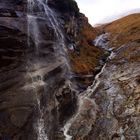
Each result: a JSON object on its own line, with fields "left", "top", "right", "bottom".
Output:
{"left": 75, "top": 0, "right": 140, "bottom": 26}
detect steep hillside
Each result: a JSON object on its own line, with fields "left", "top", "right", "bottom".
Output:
{"left": 49, "top": 0, "right": 104, "bottom": 86}
{"left": 103, "top": 13, "right": 140, "bottom": 63}
{"left": 103, "top": 13, "right": 140, "bottom": 49}
{"left": 65, "top": 13, "right": 140, "bottom": 140}
{"left": 69, "top": 15, "right": 102, "bottom": 75}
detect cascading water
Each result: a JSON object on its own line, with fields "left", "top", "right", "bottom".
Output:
{"left": 27, "top": 1, "right": 48, "bottom": 140}
{"left": 63, "top": 33, "right": 115, "bottom": 140}
{"left": 27, "top": 0, "right": 70, "bottom": 69}
{"left": 94, "top": 33, "right": 109, "bottom": 49}
{"left": 27, "top": 0, "right": 70, "bottom": 139}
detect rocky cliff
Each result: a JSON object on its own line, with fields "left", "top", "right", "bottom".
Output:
{"left": 0, "top": 0, "right": 104, "bottom": 140}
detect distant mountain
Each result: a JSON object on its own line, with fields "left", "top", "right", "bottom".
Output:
{"left": 94, "top": 9, "right": 140, "bottom": 27}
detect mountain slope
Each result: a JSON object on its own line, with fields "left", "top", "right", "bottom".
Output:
{"left": 103, "top": 13, "right": 140, "bottom": 49}
{"left": 104, "top": 13, "right": 140, "bottom": 63}
{"left": 65, "top": 13, "right": 140, "bottom": 140}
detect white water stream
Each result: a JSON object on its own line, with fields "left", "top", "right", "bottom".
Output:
{"left": 27, "top": 0, "right": 70, "bottom": 139}
{"left": 63, "top": 33, "right": 114, "bottom": 140}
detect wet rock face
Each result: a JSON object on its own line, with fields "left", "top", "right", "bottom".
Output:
{"left": 0, "top": 26, "right": 27, "bottom": 71}
{"left": 0, "top": 0, "right": 82, "bottom": 139}
{"left": 0, "top": 1, "right": 70, "bottom": 140}
{"left": 68, "top": 97, "right": 98, "bottom": 139}
{"left": 0, "top": 1, "right": 36, "bottom": 140}
{"left": 56, "top": 85, "right": 77, "bottom": 124}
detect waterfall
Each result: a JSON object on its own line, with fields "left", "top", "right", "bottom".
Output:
{"left": 27, "top": 0, "right": 70, "bottom": 139}
{"left": 63, "top": 34, "right": 114, "bottom": 140}
{"left": 27, "top": 1, "right": 49, "bottom": 140}
{"left": 63, "top": 123, "right": 72, "bottom": 140}
{"left": 94, "top": 33, "right": 112, "bottom": 51}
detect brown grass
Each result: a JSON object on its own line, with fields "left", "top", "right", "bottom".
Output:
{"left": 96, "top": 13, "right": 140, "bottom": 62}
{"left": 103, "top": 13, "right": 140, "bottom": 48}
{"left": 69, "top": 21, "right": 103, "bottom": 74}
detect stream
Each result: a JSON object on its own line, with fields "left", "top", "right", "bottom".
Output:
{"left": 63, "top": 33, "right": 115, "bottom": 140}
{"left": 27, "top": 0, "right": 70, "bottom": 139}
